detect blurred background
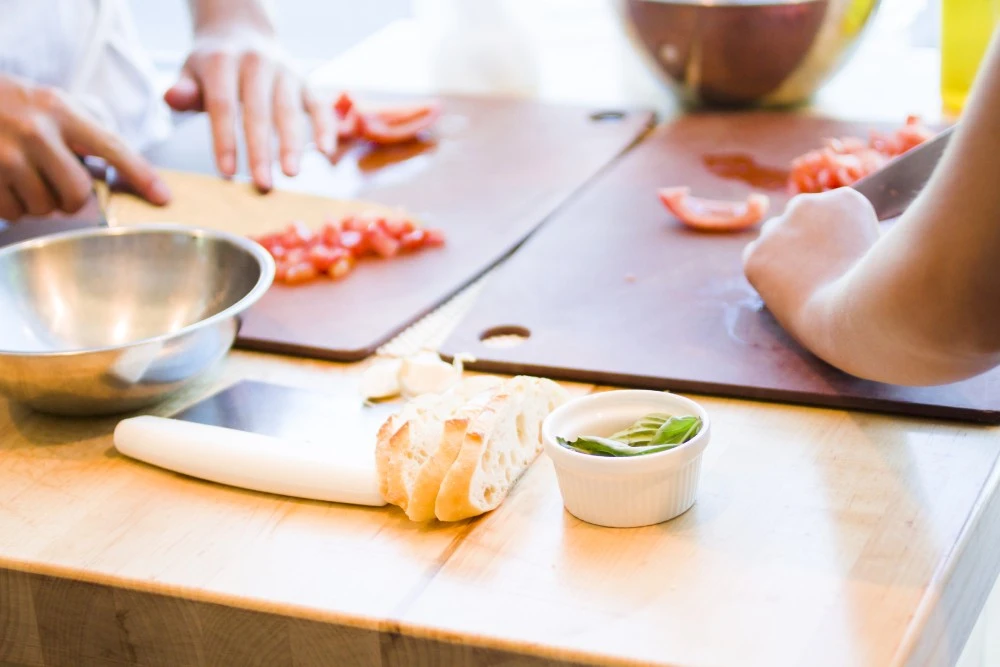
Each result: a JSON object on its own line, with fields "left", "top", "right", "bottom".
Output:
{"left": 130, "top": 0, "right": 939, "bottom": 81}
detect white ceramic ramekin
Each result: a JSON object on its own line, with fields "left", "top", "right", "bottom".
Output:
{"left": 542, "top": 390, "right": 711, "bottom": 528}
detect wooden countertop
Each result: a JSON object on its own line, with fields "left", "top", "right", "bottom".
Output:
{"left": 4, "top": 3, "right": 1000, "bottom": 666}
{"left": 3, "top": 350, "right": 1000, "bottom": 666}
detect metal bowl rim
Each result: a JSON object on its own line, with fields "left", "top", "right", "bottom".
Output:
{"left": 622, "top": 0, "right": 825, "bottom": 5}
{"left": 0, "top": 222, "right": 276, "bottom": 358}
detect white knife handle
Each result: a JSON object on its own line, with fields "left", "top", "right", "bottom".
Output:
{"left": 114, "top": 416, "right": 386, "bottom": 507}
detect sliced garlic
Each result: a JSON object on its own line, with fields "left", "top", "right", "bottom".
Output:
{"left": 360, "top": 358, "right": 404, "bottom": 401}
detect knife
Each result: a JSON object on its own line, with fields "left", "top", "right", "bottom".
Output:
{"left": 114, "top": 380, "right": 392, "bottom": 506}
{"left": 850, "top": 124, "right": 955, "bottom": 221}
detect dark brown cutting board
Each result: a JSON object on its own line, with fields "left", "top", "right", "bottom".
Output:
{"left": 440, "top": 112, "right": 1000, "bottom": 423}
{"left": 139, "top": 95, "right": 654, "bottom": 360}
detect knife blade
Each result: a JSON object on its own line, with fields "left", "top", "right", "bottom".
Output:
{"left": 850, "top": 124, "right": 955, "bottom": 221}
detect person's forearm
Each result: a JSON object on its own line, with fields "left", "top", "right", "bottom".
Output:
{"left": 188, "top": 0, "right": 275, "bottom": 36}
{"left": 792, "top": 30, "right": 1000, "bottom": 386}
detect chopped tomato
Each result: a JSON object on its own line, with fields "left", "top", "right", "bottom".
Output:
{"left": 334, "top": 92, "right": 355, "bottom": 118}
{"left": 658, "top": 187, "right": 770, "bottom": 233}
{"left": 279, "top": 221, "right": 314, "bottom": 248}
{"left": 274, "top": 260, "right": 289, "bottom": 282}
{"left": 341, "top": 216, "right": 367, "bottom": 233}
{"left": 789, "top": 116, "right": 935, "bottom": 194}
{"left": 384, "top": 218, "right": 416, "bottom": 238}
{"left": 399, "top": 228, "right": 427, "bottom": 252}
{"left": 423, "top": 228, "right": 446, "bottom": 247}
{"left": 339, "top": 229, "right": 367, "bottom": 257}
{"left": 308, "top": 244, "right": 349, "bottom": 272}
{"left": 255, "top": 210, "right": 445, "bottom": 287}
{"left": 328, "top": 255, "right": 355, "bottom": 280}
{"left": 366, "top": 227, "right": 401, "bottom": 258}
{"left": 284, "top": 261, "right": 318, "bottom": 285}
{"left": 284, "top": 247, "right": 308, "bottom": 265}
{"left": 319, "top": 222, "right": 341, "bottom": 247}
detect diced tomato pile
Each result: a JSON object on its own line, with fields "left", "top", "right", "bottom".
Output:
{"left": 335, "top": 92, "right": 442, "bottom": 146}
{"left": 253, "top": 215, "right": 446, "bottom": 286}
{"left": 787, "top": 115, "right": 935, "bottom": 194}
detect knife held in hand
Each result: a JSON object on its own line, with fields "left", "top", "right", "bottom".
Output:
{"left": 850, "top": 124, "right": 955, "bottom": 221}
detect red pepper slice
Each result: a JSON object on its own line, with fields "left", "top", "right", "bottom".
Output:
{"left": 658, "top": 187, "right": 770, "bottom": 233}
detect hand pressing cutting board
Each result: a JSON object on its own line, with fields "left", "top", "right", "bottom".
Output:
{"left": 116, "top": 96, "right": 654, "bottom": 361}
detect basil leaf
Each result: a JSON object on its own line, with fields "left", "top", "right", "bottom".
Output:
{"left": 651, "top": 416, "right": 702, "bottom": 445}
{"left": 557, "top": 435, "right": 682, "bottom": 457}
{"left": 557, "top": 413, "right": 703, "bottom": 458}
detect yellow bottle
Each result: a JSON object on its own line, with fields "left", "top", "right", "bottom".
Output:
{"left": 941, "top": 0, "right": 1000, "bottom": 114}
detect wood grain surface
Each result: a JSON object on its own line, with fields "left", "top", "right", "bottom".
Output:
{"left": 120, "top": 96, "right": 653, "bottom": 362}
{"left": 439, "top": 112, "right": 1000, "bottom": 423}
{"left": 1, "top": 347, "right": 999, "bottom": 666}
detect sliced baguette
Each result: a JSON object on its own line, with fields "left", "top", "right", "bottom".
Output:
{"left": 375, "top": 376, "right": 502, "bottom": 511}
{"left": 405, "top": 389, "right": 496, "bottom": 522}
{"left": 434, "top": 376, "right": 568, "bottom": 522}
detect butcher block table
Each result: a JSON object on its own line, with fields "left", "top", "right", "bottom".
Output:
{"left": 3, "top": 2, "right": 1000, "bottom": 666}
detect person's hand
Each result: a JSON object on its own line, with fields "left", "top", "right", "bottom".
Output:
{"left": 163, "top": 25, "right": 336, "bottom": 192}
{"left": 0, "top": 75, "right": 170, "bottom": 222}
{"left": 742, "top": 188, "right": 880, "bottom": 335}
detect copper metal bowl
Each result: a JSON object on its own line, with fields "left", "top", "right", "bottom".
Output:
{"left": 617, "top": 0, "right": 881, "bottom": 107}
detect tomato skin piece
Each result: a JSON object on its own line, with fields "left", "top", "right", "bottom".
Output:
{"left": 333, "top": 92, "right": 440, "bottom": 144}
{"left": 658, "top": 187, "right": 770, "bottom": 233}
{"left": 358, "top": 103, "right": 442, "bottom": 145}
{"left": 374, "top": 103, "right": 440, "bottom": 126}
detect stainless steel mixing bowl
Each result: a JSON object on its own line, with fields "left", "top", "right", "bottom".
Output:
{"left": 616, "top": 0, "right": 881, "bottom": 107}
{"left": 0, "top": 224, "right": 274, "bottom": 416}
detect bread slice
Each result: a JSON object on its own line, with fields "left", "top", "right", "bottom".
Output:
{"left": 434, "top": 376, "right": 568, "bottom": 522}
{"left": 375, "top": 376, "right": 502, "bottom": 511}
{"left": 405, "top": 390, "right": 495, "bottom": 521}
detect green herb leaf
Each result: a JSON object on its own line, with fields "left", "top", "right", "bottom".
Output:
{"left": 557, "top": 412, "right": 703, "bottom": 457}
{"left": 557, "top": 435, "right": 681, "bottom": 457}
{"left": 650, "top": 416, "right": 702, "bottom": 446}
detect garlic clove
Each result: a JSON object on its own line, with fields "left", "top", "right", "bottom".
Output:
{"left": 360, "top": 358, "right": 404, "bottom": 400}
{"left": 399, "top": 352, "right": 461, "bottom": 397}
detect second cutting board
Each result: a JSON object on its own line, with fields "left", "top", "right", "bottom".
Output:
{"left": 127, "top": 95, "right": 653, "bottom": 361}
{"left": 439, "top": 112, "right": 1000, "bottom": 423}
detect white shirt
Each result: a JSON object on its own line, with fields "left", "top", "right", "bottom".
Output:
{"left": 0, "top": 0, "right": 171, "bottom": 150}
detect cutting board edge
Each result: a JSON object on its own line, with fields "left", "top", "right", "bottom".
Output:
{"left": 438, "top": 352, "right": 1000, "bottom": 425}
